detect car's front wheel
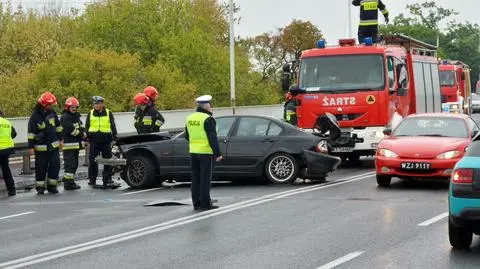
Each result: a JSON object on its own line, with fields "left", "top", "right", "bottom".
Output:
{"left": 449, "top": 218, "right": 472, "bottom": 249}
{"left": 124, "top": 155, "right": 156, "bottom": 189}
{"left": 265, "top": 153, "right": 299, "bottom": 184}
{"left": 376, "top": 175, "right": 391, "bottom": 187}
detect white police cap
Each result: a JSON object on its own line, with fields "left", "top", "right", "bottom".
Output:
{"left": 195, "top": 95, "right": 212, "bottom": 104}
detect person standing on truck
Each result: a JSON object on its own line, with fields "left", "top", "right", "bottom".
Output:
{"left": 283, "top": 91, "right": 297, "bottom": 126}
{"left": 28, "top": 92, "right": 62, "bottom": 194}
{"left": 0, "top": 110, "right": 17, "bottom": 196}
{"left": 85, "top": 96, "right": 121, "bottom": 189}
{"left": 60, "top": 97, "right": 86, "bottom": 191}
{"left": 185, "top": 95, "right": 222, "bottom": 211}
{"left": 352, "top": 0, "right": 389, "bottom": 44}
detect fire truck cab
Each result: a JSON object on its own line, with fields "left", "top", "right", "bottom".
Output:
{"left": 282, "top": 34, "right": 442, "bottom": 161}
{"left": 439, "top": 60, "right": 471, "bottom": 114}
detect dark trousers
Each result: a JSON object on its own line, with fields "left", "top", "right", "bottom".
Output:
{"left": 358, "top": 26, "right": 379, "bottom": 44}
{"left": 0, "top": 152, "right": 15, "bottom": 192}
{"left": 35, "top": 149, "right": 60, "bottom": 188}
{"left": 190, "top": 154, "right": 214, "bottom": 208}
{"left": 63, "top": 150, "right": 79, "bottom": 182}
{"left": 88, "top": 141, "right": 112, "bottom": 183}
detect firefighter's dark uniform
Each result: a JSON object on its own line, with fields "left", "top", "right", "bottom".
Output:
{"left": 28, "top": 107, "right": 62, "bottom": 194}
{"left": 85, "top": 106, "right": 119, "bottom": 188}
{"left": 284, "top": 99, "right": 297, "bottom": 126}
{"left": 352, "top": 0, "right": 389, "bottom": 44}
{"left": 0, "top": 115, "right": 17, "bottom": 196}
{"left": 60, "top": 110, "right": 85, "bottom": 190}
{"left": 134, "top": 103, "right": 165, "bottom": 134}
{"left": 185, "top": 96, "right": 221, "bottom": 211}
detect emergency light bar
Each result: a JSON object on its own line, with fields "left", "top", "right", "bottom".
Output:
{"left": 316, "top": 39, "right": 326, "bottom": 48}
{"left": 338, "top": 38, "right": 356, "bottom": 46}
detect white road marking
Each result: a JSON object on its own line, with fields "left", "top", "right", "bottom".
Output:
{"left": 0, "top": 211, "right": 35, "bottom": 221}
{"left": 317, "top": 251, "right": 364, "bottom": 269}
{"left": 0, "top": 172, "right": 374, "bottom": 269}
{"left": 118, "top": 187, "right": 167, "bottom": 196}
{"left": 418, "top": 212, "right": 449, "bottom": 226}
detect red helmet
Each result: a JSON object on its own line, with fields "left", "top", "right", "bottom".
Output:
{"left": 134, "top": 92, "right": 150, "bottom": 106}
{"left": 38, "top": 91, "right": 57, "bottom": 107}
{"left": 143, "top": 86, "right": 158, "bottom": 100}
{"left": 65, "top": 97, "right": 79, "bottom": 109}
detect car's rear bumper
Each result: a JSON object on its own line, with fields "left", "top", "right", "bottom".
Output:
{"left": 375, "top": 156, "right": 459, "bottom": 178}
{"left": 302, "top": 149, "right": 342, "bottom": 178}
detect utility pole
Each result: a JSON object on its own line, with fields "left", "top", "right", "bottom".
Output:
{"left": 347, "top": 0, "right": 352, "bottom": 37}
{"left": 229, "top": 0, "right": 236, "bottom": 114}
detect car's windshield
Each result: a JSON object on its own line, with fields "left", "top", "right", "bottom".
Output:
{"left": 393, "top": 117, "right": 468, "bottom": 138}
{"left": 299, "top": 54, "right": 385, "bottom": 92}
{"left": 439, "top": 70, "right": 455, "bottom": 86}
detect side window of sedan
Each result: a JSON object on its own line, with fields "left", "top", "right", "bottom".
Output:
{"left": 267, "top": 122, "right": 283, "bottom": 136}
{"left": 216, "top": 117, "right": 236, "bottom": 137}
{"left": 234, "top": 117, "right": 271, "bottom": 136}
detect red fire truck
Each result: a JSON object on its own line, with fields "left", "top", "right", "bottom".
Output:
{"left": 439, "top": 60, "right": 471, "bottom": 114}
{"left": 282, "top": 34, "right": 442, "bottom": 161}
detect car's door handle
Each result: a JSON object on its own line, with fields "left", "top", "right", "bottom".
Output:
{"left": 262, "top": 138, "right": 274, "bottom": 142}
{"left": 223, "top": 139, "right": 228, "bottom": 143}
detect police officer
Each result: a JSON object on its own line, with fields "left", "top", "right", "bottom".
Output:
{"left": 352, "top": 0, "right": 389, "bottom": 44}
{"left": 60, "top": 97, "right": 85, "bottom": 190}
{"left": 28, "top": 92, "right": 62, "bottom": 194}
{"left": 133, "top": 92, "right": 165, "bottom": 134}
{"left": 0, "top": 110, "right": 17, "bottom": 196}
{"left": 185, "top": 95, "right": 222, "bottom": 211}
{"left": 85, "top": 96, "right": 120, "bottom": 189}
{"left": 284, "top": 92, "right": 297, "bottom": 126}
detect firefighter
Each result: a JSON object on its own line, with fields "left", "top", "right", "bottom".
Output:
{"left": 85, "top": 96, "right": 121, "bottom": 189}
{"left": 133, "top": 92, "right": 165, "bottom": 134}
{"left": 0, "top": 110, "right": 17, "bottom": 196}
{"left": 185, "top": 95, "right": 222, "bottom": 211}
{"left": 352, "top": 0, "right": 389, "bottom": 44}
{"left": 284, "top": 91, "right": 297, "bottom": 126}
{"left": 60, "top": 97, "right": 86, "bottom": 190}
{"left": 27, "top": 92, "right": 62, "bottom": 194}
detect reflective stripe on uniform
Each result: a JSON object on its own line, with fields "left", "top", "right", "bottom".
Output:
{"left": 37, "top": 122, "right": 45, "bottom": 130}
{"left": 155, "top": 120, "right": 163, "bottom": 127}
{"left": 142, "top": 116, "right": 152, "bottom": 126}
{"left": 361, "top": 0, "right": 378, "bottom": 10}
{"left": 70, "top": 128, "right": 80, "bottom": 136}
{"left": 47, "top": 178, "right": 58, "bottom": 186}
{"left": 34, "top": 145, "right": 47, "bottom": 151}
{"left": 63, "top": 142, "right": 80, "bottom": 150}
{"left": 359, "top": 20, "right": 379, "bottom": 26}
{"left": 36, "top": 181, "right": 45, "bottom": 187}
{"left": 63, "top": 173, "right": 75, "bottom": 180}
{"left": 51, "top": 141, "right": 60, "bottom": 148}
{"left": 286, "top": 111, "right": 296, "bottom": 121}
{"left": 56, "top": 126, "right": 63, "bottom": 132}
{"left": 28, "top": 133, "right": 35, "bottom": 140}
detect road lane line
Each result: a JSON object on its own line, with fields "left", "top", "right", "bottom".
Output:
{"left": 118, "top": 187, "right": 167, "bottom": 196}
{"left": 0, "top": 211, "right": 35, "bottom": 221}
{"left": 418, "top": 212, "right": 449, "bottom": 226}
{"left": 0, "top": 172, "right": 374, "bottom": 269}
{"left": 317, "top": 251, "right": 364, "bottom": 269}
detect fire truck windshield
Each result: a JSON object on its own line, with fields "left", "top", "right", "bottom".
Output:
{"left": 439, "top": 70, "right": 455, "bottom": 86}
{"left": 299, "top": 54, "right": 385, "bottom": 92}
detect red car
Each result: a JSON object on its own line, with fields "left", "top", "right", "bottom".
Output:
{"left": 375, "top": 113, "right": 479, "bottom": 187}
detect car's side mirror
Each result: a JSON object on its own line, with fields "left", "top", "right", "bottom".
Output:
{"left": 472, "top": 129, "right": 479, "bottom": 138}
{"left": 383, "top": 128, "right": 392, "bottom": 136}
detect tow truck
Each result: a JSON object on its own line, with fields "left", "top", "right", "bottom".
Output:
{"left": 281, "top": 34, "right": 442, "bottom": 161}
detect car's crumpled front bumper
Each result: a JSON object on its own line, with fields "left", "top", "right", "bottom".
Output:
{"left": 301, "top": 149, "right": 342, "bottom": 179}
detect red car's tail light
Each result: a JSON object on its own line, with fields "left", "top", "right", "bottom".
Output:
{"left": 451, "top": 168, "right": 473, "bottom": 184}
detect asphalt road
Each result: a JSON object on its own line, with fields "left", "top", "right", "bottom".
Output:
{"left": 0, "top": 113, "right": 479, "bottom": 268}
{"left": 0, "top": 158, "right": 479, "bottom": 269}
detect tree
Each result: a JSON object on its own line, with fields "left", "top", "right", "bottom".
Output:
{"left": 279, "top": 19, "right": 323, "bottom": 63}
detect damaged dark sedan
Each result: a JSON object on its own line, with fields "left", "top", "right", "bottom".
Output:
{"left": 100, "top": 115, "right": 341, "bottom": 189}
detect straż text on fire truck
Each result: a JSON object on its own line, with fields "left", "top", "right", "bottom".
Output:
{"left": 322, "top": 96, "right": 356, "bottom": 106}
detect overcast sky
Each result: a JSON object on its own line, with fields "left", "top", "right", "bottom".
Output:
{"left": 9, "top": 0, "right": 480, "bottom": 43}
{"left": 230, "top": 0, "right": 480, "bottom": 43}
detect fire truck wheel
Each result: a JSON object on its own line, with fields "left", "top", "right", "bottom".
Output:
{"left": 376, "top": 175, "right": 391, "bottom": 187}
{"left": 265, "top": 153, "right": 299, "bottom": 184}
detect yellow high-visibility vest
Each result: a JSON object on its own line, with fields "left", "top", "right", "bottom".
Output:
{"left": 0, "top": 117, "right": 14, "bottom": 150}
{"left": 185, "top": 112, "right": 213, "bottom": 154}
{"left": 88, "top": 109, "right": 111, "bottom": 133}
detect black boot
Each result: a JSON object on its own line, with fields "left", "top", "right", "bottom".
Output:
{"left": 64, "top": 181, "right": 81, "bottom": 191}
{"left": 36, "top": 187, "right": 45, "bottom": 195}
{"left": 8, "top": 189, "right": 16, "bottom": 196}
{"left": 47, "top": 185, "right": 59, "bottom": 194}
{"left": 88, "top": 178, "right": 96, "bottom": 186}
{"left": 103, "top": 179, "right": 121, "bottom": 189}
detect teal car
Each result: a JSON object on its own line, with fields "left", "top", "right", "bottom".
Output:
{"left": 449, "top": 135, "right": 480, "bottom": 249}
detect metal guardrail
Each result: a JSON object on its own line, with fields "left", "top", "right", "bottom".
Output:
{"left": 7, "top": 104, "right": 284, "bottom": 175}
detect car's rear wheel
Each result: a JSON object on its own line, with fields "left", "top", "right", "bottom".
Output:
{"left": 376, "top": 175, "right": 391, "bottom": 187}
{"left": 449, "top": 218, "right": 472, "bottom": 249}
{"left": 124, "top": 155, "right": 156, "bottom": 189}
{"left": 265, "top": 153, "right": 299, "bottom": 184}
